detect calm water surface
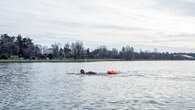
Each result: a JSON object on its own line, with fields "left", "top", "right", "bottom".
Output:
{"left": 0, "top": 61, "right": 195, "bottom": 110}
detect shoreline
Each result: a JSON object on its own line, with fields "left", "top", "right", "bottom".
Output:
{"left": 0, "top": 59, "right": 121, "bottom": 63}
{"left": 0, "top": 59, "right": 194, "bottom": 63}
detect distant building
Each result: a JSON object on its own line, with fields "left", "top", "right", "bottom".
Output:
{"left": 181, "top": 55, "right": 194, "bottom": 60}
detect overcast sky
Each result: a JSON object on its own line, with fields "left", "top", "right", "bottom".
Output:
{"left": 0, "top": 0, "right": 195, "bottom": 52}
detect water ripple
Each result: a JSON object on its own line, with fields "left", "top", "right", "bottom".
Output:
{"left": 0, "top": 61, "right": 195, "bottom": 110}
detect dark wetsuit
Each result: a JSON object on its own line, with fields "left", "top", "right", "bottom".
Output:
{"left": 85, "top": 71, "right": 97, "bottom": 75}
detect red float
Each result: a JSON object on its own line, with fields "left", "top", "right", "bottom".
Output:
{"left": 107, "top": 69, "right": 119, "bottom": 74}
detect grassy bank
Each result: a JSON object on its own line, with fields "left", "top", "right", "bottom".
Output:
{"left": 0, "top": 59, "right": 122, "bottom": 63}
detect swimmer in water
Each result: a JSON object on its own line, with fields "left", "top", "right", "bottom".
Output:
{"left": 80, "top": 69, "right": 97, "bottom": 75}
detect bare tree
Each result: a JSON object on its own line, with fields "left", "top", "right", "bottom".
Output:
{"left": 71, "top": 41, "right": 84, "bottom": 59}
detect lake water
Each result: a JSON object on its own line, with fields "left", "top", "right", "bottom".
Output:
{"left": 0, "top": 61, "right": 195, "bottom": 110}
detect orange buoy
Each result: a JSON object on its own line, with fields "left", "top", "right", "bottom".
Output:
{"left": 107, "top": 69, "right": 119, "bottom": 74}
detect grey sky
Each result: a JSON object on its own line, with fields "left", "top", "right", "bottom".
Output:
{"left": 0, "top": 0, "right": 195, "bottom": 52}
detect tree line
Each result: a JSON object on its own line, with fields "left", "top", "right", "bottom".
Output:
{"left": 0, "top": 34, "right": 194, "bottom": 60}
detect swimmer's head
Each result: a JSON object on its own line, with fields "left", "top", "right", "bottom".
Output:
{"left": 80, "top": 69, "right": 85, "bottom": 74}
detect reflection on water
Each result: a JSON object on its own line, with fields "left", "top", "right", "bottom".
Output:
{"left": 0, "top": 61, "right": 195, "bottom": 110}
